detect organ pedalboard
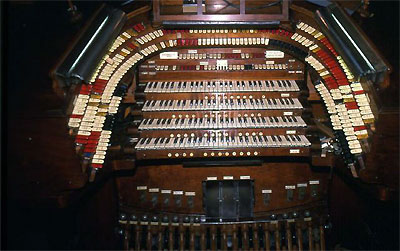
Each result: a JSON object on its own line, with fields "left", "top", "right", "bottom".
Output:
{"left": 52, "top": 1, "right": 390, "bottom": 250}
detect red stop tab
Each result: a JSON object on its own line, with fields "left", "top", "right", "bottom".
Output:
{"left": 75, "top": 138, "right": 88, "bottom": 144}
{"left": 354, "top": 126, "right": 367, "bottom": 131}
{"left": 91, "top": 163, "right": 103, "bottom": 169}
{"left": 353, "top": 90, "right": 365, "bottom": 95}
{"left": 345, "top": 102, "right": 358, "bottom": 110}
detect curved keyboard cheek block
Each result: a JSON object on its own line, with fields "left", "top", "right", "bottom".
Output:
{"left": 54, "top": 6, "right": 126, "bottom": 86}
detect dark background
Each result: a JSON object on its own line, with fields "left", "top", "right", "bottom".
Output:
{"left": 3, "top": 0, "right": 399, "bottom": 249}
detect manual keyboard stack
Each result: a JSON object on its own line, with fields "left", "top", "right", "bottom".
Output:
{"left": 133, "top": 78, "right": 311, "bottom": 160}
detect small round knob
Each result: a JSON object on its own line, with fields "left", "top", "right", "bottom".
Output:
{"left": 270, "top": 214, "right": 277, "bottom": 220}
{"left": 304, "top": 211, "right": 311, "bottom": 217}
{"left": 162, "top": 215, "right": 169, "bottom": 223}
{"left": 282, "top": 213, "right": 288, "bottom": 219}
{"left": 141, "top": 215, "right": 148, "bottom": 222}
{"left": 152, "top": 216, "right": 159, "bottom": 222}
{"left": 292, "top": 212, "right": 298, "bottom": 218}
{"left": 183, "top": 216, "right": 190, "bottom": 223}
{"left": 172, "top": 216, "right": 179, "bottom": 223}
{"left": 119, "top": 213, "right": 127, "bottom": 221}
{"left": 194, "top": 217, "right": 200, "bottom": 223}
{"left": 130, "top": 215, "right": 137, "bottom": 221}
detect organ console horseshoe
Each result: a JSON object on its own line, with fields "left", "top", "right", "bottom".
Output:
{"left": 50, "top": 0, "right": 394, "bottom": 249}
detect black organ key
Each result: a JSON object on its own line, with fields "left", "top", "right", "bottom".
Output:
{"left": 139, "top": 138, "right": 146, "bottom": 145}
{"left": 262, "top": 117, "right": 267, "bottom": 123}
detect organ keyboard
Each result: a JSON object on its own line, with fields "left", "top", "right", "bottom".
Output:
{"left": 50, "top": 0, "right": 394, "bottom": 249}
{"left": 138, "top": 116, "right": 307, "bottom": 130}
{"left": 143, "top": 80, "right": 300, "bottom": 92}
{"left": 142, "top": 98, "right": 303, "bottom": 111}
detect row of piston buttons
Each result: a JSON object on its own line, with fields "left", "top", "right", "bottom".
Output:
{"left": 119, "top": 213, "right": 203, "bottom": 224}
{"left": 262, "top": 185, "right": 318, "bottom": 205}
{"left": 167, "top": 151, "right": 260, "bottom": 158}
{"left": 139, "top": 191, "right": 194, "bottom": 208}
{"left": 170, "top": 132, "right": 265, "bottom": 138}
{"left": 118, "top": 211, "right": 312, "bottom": 224}
{"left": 269, "top": 210, "right": 311, "bottom": 221}
{"left": 170, "top": 113, "right": 269, "bottom": 119}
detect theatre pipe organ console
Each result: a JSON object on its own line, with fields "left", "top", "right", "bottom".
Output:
{"left": 52, "top": 1, "right": 390, "bottom": 250}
